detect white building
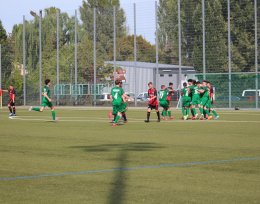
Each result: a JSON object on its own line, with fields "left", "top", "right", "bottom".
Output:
{"left": 105, "top": 61, "right": 196, "bottom": 94}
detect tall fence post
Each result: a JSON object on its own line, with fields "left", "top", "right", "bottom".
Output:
{"left": 0, "top": 44, "right": 1, "bottom": 89}
{"left": 75, "top": 9, "right": 78, "bottom": 105}
{"left": 178, "top": 0, "right": 182, "bottom": 89}
{"left": 113, "top": 6, "right": 116, "bottom": 86}
{"left": 227, "top": 0, "right": 232, "bottom": 109}
{"left": 155, "top": 1, "right": 159, "bottom": 90}
{"left": 56, "top": 9, "right": 60, "bottom": 106}
{"left": 93, "top": 8, "right": 97, "bottom": 106}
{"left": 0, "top": 44, "right": 1, "bottom": 109}
{"left": 202, "top": 0, "right": 206, "bottom": 80}
{"left": 23, "top": 16, "right": 26, "bottom": 106}
{"left": 255, "top": 0, "right": 258, "bottom": 109}
{"left": 39, "top": 10, "right": 42, "bottom": 105}
{"left": 134, "top": 3, "right": 137, "bottom": 107}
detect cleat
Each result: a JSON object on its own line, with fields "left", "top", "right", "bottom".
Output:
{"left": 162, "top": 117, "right": 166, "bottom": 120}
{"left": 169, "top": 116, "right": 174, "bottom": 120}
{"left": 9, "top": 113, "right": 13, "bottom": 116}
{"left": 112, "top": 123, "right": 117, "bottom": 127}
{"left": 199, "top": 115, "right": 204, "bottom": 120}
{"left": 183, "top": 115, "right": 188, "bottom": 120}
{"left": 144, "top": 120, "right": 149, "bottom": 123}
{"left": 214, "top": 115, "right": 219, "bottom": 120}
{"left": 29, "top": 106, "right": 32, "bottom": 111}
{"left": 195, "top": 113, "right": 199, "bottom": 119}
{"left": 191, "top": 116, "right": 196, "bottom": 120}
{"left": 157, "top": 119, "right": 161, "bottom": 122}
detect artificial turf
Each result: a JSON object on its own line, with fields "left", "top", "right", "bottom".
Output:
{"left": 0, "top": 108, "right": 260, "bottom": 204}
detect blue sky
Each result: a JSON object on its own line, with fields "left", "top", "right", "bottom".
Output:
{"left": 0, "top": 0, "right": 155, "bottom": 43}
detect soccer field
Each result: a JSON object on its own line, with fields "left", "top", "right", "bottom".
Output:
{"left": 0, "top": 108, "right": 260, "bottom": 204}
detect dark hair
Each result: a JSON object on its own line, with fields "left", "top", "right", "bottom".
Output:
{"left": 187, "top": 79, "right": 193, "bottom": 83}
{"left": 169, "top": 82, "right": 173, "bottom": 86}
{"left": 161, "top": 85, "right": 165, "bottom": 89}
{"left": 183, "top": 82, "right": 187, "bottom": 87}
{"left": 202, "top": 80, "right": 209, "bottom": 84}
{"left": 148, "top": 82, "right": 153, "bottom": 85}
{"left": 115, "top": 79, "right": 121, "bottom": 85}
{"left": 197, "top": 81, "right": 201, "bottom": 84}
{"left": 45, "top": 79, "right": 51, "bottom": 85}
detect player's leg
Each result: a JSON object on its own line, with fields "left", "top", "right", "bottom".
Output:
{"left": 8, "top": 102, "right": 13, "bottom": 116}
{"left": 50, "top": 106, "right": 56, "bottom": 121}
{"left": 156, "top": 105, "right": 160, "bottom": 122}
{"left": 145, "top": 107, "right": 152, "bottom": 122}
{"left": 11, "top": 102, "right": 16, "bottom": 116}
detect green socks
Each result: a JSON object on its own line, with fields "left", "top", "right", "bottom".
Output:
{"left": 182, "top": 107, "right": 185, "bottom": 116}
{"left": 52, "top": 110, "right": 56, "bottom": 121}
{"left": 32, "top": 107, "right": 40, "bottom": 112}
{"left": 199, "top": 107, "right": 204, "bottom": 115}
{"left": 114, "top": 115, "right": 120, "bottom": 123}
{"left": 212, "top": 110, "right": 218, "bottom": 117}
{"left": 167, "top": 111, "right": 171, "bottom": 117}
{"left": 192, "top": 108, "right": 197, "bottom": 116}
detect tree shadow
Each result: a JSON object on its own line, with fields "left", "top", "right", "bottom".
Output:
{"left": 70, "top": 143, "right": 164, "bottom": 204}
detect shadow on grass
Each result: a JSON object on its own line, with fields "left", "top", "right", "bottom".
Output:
{"left": 71, "top": 143, "right": 164, "bottom": 204}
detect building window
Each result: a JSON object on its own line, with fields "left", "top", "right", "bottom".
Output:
{"left": 160, "top": 74, "right": 164, "bottom": 77}
{"left": 168, "top": 74, "right": 172, "bottom": 77}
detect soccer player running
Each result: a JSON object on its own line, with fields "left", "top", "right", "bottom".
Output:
{"left": 166, "top": 82, "right": 174, "bottom": 120}
{"left": 181, "top": 82, "right": 191, "bottom": 120}
{"left": 145, "top": 82, "right": 160, "bottom": 123}
{"left": 2, "top": 85, "right": 16, "bottom": 116}
{"left": 159, "top": 85, "right": 171, "bottom": 120}
{"left": 111, "top": 80, "right": 127, "bottom": 127}
{"left": 29, "top": 79, "right": 57, "bottom": 121}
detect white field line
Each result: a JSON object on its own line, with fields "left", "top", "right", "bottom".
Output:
{"left": 10, "top": 116, "right": 260, "bottom": 123}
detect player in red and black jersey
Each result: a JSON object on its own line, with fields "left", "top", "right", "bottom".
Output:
{"left": 144, "top": 82, "right": 160, "bottom": 123}
{"left": 2, "top": 85, "right": 16, "bottom": 116}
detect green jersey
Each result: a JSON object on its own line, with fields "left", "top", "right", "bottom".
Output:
{"left": 159, "top": 89, "right": 168, "bottom": 102}
{"left": 182, "top": 87, "right": 189, "bottom": 97}
{"left": 201, "top": 86, "right": 209, "bottom": 98}
{"left": 111, "top": 86, "right": 124, "bottom": 106}
{"left": 42, "top": 85, "right": 51, "bottom": 102}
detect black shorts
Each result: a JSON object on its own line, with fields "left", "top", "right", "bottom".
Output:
{"left": 8, "top": 100, "right": 15, "bottom": 107}
{"left": 148, "top": 104, "right": 159, "bottom": 111}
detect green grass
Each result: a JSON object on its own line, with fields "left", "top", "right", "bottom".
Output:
{"left": 0, "top": 108, "right": 260, "bottom": 204}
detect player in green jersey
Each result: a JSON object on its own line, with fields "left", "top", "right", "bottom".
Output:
{"left": 119, "top": 81, "right": 128, "bottom": 122}
{"left": 199, "top": 80, "right": 213, "bottom": 120}
{"left": 166, "top": 82, "right": 174, "bottom": 119}
{"left": 110, "top": 79, "right": 127, "bottom": 127}
{"left": 188, "top": 79, "right": 202, "bottom": 119}
{"left": 29, "top": 79, "right": 57, "bottom": 121}
{"left": 159, "top": 85, "right": 172, "bottom": 120}
{"left": 181, "top": 82, "right": 191, "bottom": 120}
{"left": 207, "top": 81, "right": 219, "bottom": 120}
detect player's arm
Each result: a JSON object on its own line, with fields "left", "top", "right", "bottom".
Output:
{"left": 122, "top": 93, "right": 128, "bottom": 102}
{"left": 1, "top": 89, "right": 8, "bottom": 93}
{"left": 43, "top": 92, "right": 51, "bottom": 102}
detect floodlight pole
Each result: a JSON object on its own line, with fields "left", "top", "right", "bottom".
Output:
{"left": 39, "top": 10, "right": 42, "bottom": 105}
{"left": 23, "top": 16, "right": 26, "bottom": 106}
{"left": 75, "top": 10, "right": 78, "bottom": 104}
{"left": 155, "top": 1, "right": 159, "bottom": 90}
{"left": 228, "top": 0, "right": 232, "bottom": 109}
{"left": 134, "top": 3, "right": 137, "bottom": 107}
{"left": 255, "top": 0, "right": 258, "bottom": 109}
{"left": 202, "top": 0, "right": 206, "bottom": 80}
{"left": 178, "top": 0, "right": 182, "bottom": 89}
{"left": 113, "top": 6, "right": 116, "bottom": 86}
{"left": 56, "top": 9, "right": 60, "bottom": 106}
{"left": 93, "top": 8, "right": 97, "bottom": 106}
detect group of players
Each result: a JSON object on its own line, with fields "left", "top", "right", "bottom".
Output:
{"left": 110, "top": 78, "right": 219, "bottom": 126}
{"left": 1, "top": 78, "right": 219, "bottom": 125}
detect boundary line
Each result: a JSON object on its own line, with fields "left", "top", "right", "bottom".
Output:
{"left": 0, "top": 157, "right": 259, "bottom": 181}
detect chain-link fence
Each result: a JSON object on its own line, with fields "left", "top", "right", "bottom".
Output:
{"left": 0, "top": 0, "right": 259, "bottom": 108}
